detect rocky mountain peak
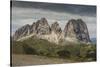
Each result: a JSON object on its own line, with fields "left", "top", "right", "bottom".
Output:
{"left": 77, "top": 19, "right": 84, "bottom": 22}
{"left": 64, "top": 19, "right": 91, "bottom": 43}
{"left": 13, "top": 24, "right": 30, "bottom": 40}
{"left": 40, "top": 17, "right": 47, "bottom": 23}
{"left": 36, "top": 18, "right": 51, "bottom": 35}
{"left": 51, "top": 22, "right": 62, "bottom": 34}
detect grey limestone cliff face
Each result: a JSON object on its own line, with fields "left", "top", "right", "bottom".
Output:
{"left": 30, "top": 22, "right": 37, "bottom": 34}
{"left": 13, "top": 24, "right": 30, "bottom": 40}
{"left": 51, "top": 22, "right": 62, "bottom": 34}
{"left": 36, "top": 18, "right": 51, "bottom": 35}
{"left": 49, "top": 22, "right": 63, "bottom": 44}
{"left": 64, "top": 19, "right": 91, "bottom": 43}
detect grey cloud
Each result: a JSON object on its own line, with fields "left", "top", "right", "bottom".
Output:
{"left": 11, "top": 1, "right": 96, "bottom": 17}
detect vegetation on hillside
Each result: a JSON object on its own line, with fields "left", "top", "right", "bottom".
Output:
{"left": 11, "top": 36, "right": 96, "bottom": 62}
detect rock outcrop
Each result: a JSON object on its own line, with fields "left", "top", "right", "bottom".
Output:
{"left": 36, "top": 18, "right": 51, "bottom": 35}
{"left": 13, "top": 24, "right": 30, "bottom": 40}
{"left": 30, "top": 22, "right": 37, "bottom": 34}
{"left": 64, "top": 19, "right": 91, "bottom": 43}
{"left": 13, "top": 18, "right": 91, "bottom": 44}
{"left": 49, "top": 22, "right": 63, "bottom": 44}
{"left": 51, "top": 22, "right": 62, "bottom": 34}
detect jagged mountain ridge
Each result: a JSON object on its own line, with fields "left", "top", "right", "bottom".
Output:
{"left": 13, "top": 17, "right": 91, "bottom": 44}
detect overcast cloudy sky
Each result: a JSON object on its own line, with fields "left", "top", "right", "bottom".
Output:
{"left": 11, "top": 1, "right": 96, "bottom": 38}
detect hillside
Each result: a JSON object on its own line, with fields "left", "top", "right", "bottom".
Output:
{"left": 11, "top": 36, "right": 96, "bottom": 66}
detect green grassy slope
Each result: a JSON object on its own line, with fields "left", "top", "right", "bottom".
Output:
{"left": 11, "top": 36, "right": 96, "bottom": 62}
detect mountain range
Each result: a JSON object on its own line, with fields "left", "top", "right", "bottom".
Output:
{"left": 13, "top": 18, "right": 91, "bottom": 44}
